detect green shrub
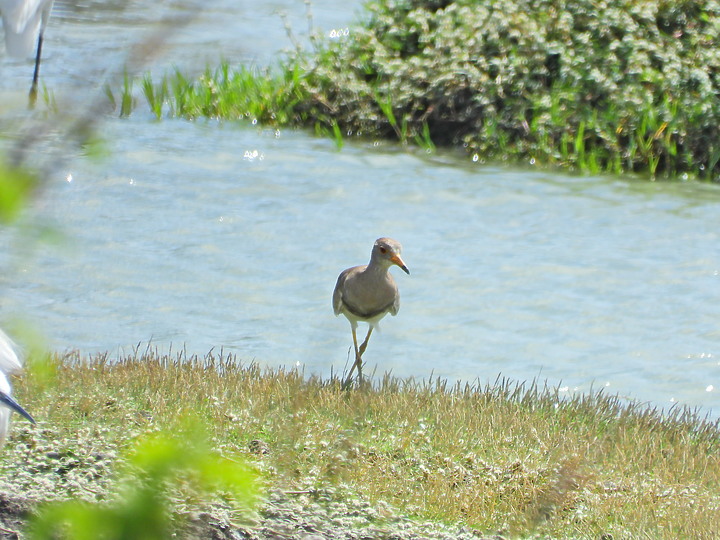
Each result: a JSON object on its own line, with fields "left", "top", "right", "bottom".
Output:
{"left": 294, "top": 0, "right": 720, "bottom": 180}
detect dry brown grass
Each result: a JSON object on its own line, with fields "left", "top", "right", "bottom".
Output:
{"left": 6, "top": 350, "right": 720, "bottom": 538}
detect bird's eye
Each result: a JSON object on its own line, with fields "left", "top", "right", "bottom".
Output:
{"left": 379, "top": 247, "right": 387, "bottom": 254}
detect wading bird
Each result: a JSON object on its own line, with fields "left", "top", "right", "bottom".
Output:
{"left": 0, "top": 328, "right": 35, "bottom": 446}
{"left": 0, "top": 0, "right": 55, "bottom": 105}
{"left": 333, "top": 237, "right": 409, "bottom": 388}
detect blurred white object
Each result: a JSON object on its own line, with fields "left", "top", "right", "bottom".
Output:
{"left": 0, "top": 328, "right": 36, "bottom": 446}
{"left": 0, "top": 0, "right": 55, "bottom": 101}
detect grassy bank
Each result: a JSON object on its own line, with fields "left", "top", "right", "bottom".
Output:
{"left": 2, "top": 350, "right": 720, "bottom": 538}
{"left": 116, "top": 0, "right": 720, "bottom": 182}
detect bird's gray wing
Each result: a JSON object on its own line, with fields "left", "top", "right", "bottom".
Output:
{"left": 332, "top": 268, "right": 352, "bottom": 315}
{"left": 389, "top": 289, "right": 400, "bottom": 316}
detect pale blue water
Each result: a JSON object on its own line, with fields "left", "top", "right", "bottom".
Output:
{"left": 1, "top": 0, "right": 719, "bottom": 416}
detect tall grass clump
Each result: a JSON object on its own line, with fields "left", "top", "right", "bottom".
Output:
{"left": 4, "top": 351, "right": 720, "bottom": 538}
{"left": 139, "top": 62, "right": 308, "bottom": 123}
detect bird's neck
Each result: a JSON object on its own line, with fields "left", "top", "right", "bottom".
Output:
{"left": 366, "top": 260, "right": 390, "bottom": 275}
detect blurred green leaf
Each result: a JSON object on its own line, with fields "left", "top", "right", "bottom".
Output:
{"left": 0, "top": 159, "right": 38, "bottom": 223}
{"left": 28, "top": 418, "right": 259, "bottom": 540}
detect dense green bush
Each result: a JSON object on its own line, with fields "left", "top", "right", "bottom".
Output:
{"left": 294, "top": 0, "right": 720, "bottom": 180}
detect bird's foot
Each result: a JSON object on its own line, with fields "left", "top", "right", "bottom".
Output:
{"left": 341, "top": 373, "right": 359, "bottom": 391}
{"left": 28, "top": 87, "right": 38, "bottom": 110}
{"left": 341, "top": 358, "right": 364, "bottom": 390}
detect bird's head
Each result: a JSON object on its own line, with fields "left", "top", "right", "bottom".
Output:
{"left": 373, "top": 237, "right": 410, "bottom": 274}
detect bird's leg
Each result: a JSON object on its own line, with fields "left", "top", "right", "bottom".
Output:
{"left": 357, "top": 354, "right": 364, "bottom": 387}
{"left": 29, "top": 32, "right": 45, "bottom": 108}
{"left": 358, "top": 327, "right": 374, "bottom": 357}
{"left": 343, "top": 326, "right": 373, "bottom": 388}
{"left": 342, "top": 326, "right": 363, "bottom": 389}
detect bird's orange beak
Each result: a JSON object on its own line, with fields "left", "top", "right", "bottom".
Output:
{"left": 390, "top": 254, "right": 410, "bottom": 275}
